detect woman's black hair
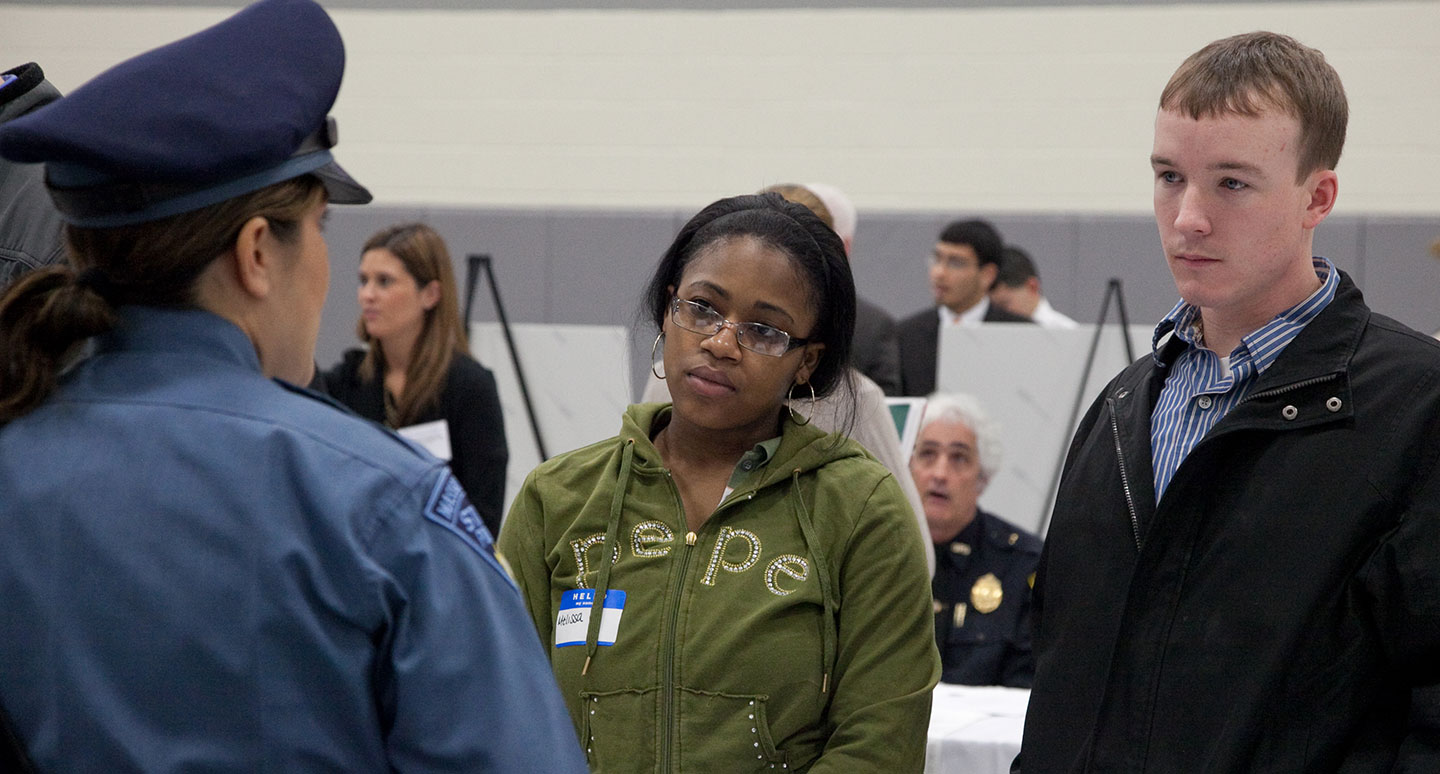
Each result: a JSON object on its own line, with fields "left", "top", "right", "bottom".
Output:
{"left": 642, "top": 192, "right": 857, "bottom": 400}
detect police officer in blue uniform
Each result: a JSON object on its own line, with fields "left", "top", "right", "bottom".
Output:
{"left": 909, "top": 393, "right": 1042, "bottom": 688}
{"left": 0, "top": 2, "right": 587, "bottom": 771}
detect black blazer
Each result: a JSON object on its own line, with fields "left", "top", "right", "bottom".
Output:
{"left": 895, "top": 304, "right": 1032, "bottom": 397}
{"left": 321, "top": 350, "right": 509, "bottom": 536}
{"left": 853, "top": 297, "right": 903, "bottom": 396}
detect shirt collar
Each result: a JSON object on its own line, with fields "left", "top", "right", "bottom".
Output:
{"left": 939, "top": 297, "right": 991, "bottom": 327}
{"left": 725, "top": 435, "right": 783, "bottom": 492}
{"left": 1152, "top": 256, "right": 1338, "bottom": 367}
{"left": 743, "top": 436, "right": 782, "bottom": 469}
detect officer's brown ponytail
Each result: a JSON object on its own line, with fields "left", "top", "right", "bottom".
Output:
{"left": 0, "top": 175, "right": 324, "bottom": 425}
{"left": 0, "top": 267, "right": 117, "bottom": 422}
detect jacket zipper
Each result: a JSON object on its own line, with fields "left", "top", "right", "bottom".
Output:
{"left": 1238, "top": 373, "right": 1338, "bottom": 405}
{"left": 1107, "top": 373, "right": 1340, "bottom": 555}
{"left": 1107, "top": 397, "right": 1143, "bottom": 552}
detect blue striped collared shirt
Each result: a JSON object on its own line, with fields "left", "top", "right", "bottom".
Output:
{"left": 1150, "top": 257, "right": 1339, "bottom": 500}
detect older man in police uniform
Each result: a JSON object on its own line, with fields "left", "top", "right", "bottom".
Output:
{"left": 909, "top": 393, "right": 1041, "bottom": 688}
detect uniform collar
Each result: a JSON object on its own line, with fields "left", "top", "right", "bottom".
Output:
{"left": 99, "top": 305, "right": 262, "bottom": 373}
{"left": 936, "top": 510, "right": 985, "bottom": 565}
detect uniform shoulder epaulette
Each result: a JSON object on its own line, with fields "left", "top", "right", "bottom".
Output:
{"left": 274, "top": 377, "right": 356, "bottom": 415}
{"left": 983, "top": 515, "right": 1044, "bottom": 555}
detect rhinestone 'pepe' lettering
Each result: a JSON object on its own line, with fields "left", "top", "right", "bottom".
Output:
{"left": 631, "top": 520, "right": 674, "bottom": 557}
{"left": 701, "top": 527, "right": 761, "bottom": 586}
{"left": 570, "top": 534, "right": 618, "bottom": 589}
{"left": 764, "top": 554, "right": 810, "bottom": 596}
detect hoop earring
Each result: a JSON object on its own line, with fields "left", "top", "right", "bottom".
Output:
{"left": 786, "top": 380, "right": 817, "bottom": 426}
{"left": 651, "top": 332, "right": 666, "bottom": 380}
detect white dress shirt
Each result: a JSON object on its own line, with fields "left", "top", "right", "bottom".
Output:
{"left": 1030, "top": 297, "right": 1079, "bottom": 329}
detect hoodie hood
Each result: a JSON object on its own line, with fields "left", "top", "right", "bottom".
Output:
{"left": 617, "top": 401, "right": 872, "bottom": 496}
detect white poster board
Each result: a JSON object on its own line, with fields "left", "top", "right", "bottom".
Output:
{"left": 935, "top": 324, "right": 1153, "bottom": 537}
{"left": 469, "top": 322, "right": 632, "bottom": 522}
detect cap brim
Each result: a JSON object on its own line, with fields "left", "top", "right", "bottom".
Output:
{"left": 314, "top": 160, "right": 371, "bottom": 205}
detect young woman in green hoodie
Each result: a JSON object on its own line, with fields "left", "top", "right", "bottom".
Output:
{"left": 498, "top": 192, "right": 941, "bottom": 773}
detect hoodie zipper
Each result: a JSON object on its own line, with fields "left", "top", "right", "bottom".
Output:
{"left": 652, "top": 430, "right": 828, "bottom": 771}
{"left": 659, "top": 477, "right": 761, "bottom": 772}
{"left": 659, "top": 470, "right": 693, "bottom": 774}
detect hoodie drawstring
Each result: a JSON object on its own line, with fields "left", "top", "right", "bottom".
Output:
{"left": 582, "top": 438, "right": 636, "bottom": 677}
{"left": 790, "top": 468, "right": 836, "bottom": 694}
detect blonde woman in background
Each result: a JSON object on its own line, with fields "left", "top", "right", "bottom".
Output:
{"left": 324, "top": 222, "right": 508, "bottom": 534}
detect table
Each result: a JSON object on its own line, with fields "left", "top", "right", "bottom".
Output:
{"left": 925, "top": 684, "right": 1028, "bottom": 774}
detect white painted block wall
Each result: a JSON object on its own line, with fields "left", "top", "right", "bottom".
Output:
{"left": 7, "top": 2, "right": 1438, "bottom": 215}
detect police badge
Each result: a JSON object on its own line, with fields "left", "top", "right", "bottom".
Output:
{"left": 970, "top": 572, "right": 1003, "bottom": 614}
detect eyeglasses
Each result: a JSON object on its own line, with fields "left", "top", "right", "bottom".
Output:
{"left": 930, "top": 252, "right": 978, "bottom": 271}
{"left": 670, "top": 297, "right": 810, "bottom": 357}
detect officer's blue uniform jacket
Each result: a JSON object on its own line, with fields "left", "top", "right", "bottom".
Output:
{"left": 932, "top": 508, "right": 1042, "bottom": 688}
{"left": 0, "top": 306, "right": 587, "bottom": 772}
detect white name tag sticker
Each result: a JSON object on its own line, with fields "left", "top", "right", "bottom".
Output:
{"left": 555, "top": 589, "right": 626, "bottom": 648}
{"left": 398, "top": 420, "right": 451, "bottom": 461}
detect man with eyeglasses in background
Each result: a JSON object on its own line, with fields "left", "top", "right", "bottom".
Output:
{"left": 896, "top": 218, "right": 1032, "bottom": 397}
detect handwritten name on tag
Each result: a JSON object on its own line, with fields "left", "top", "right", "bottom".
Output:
{"left": 555, "top": 588, "right": 626, "bottom": 647}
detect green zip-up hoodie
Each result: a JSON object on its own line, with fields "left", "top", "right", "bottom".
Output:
{"left": 498, "top": 403, "right": 941, "bottom": 773}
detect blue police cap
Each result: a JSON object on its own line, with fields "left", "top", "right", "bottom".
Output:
{"left": 0, "top": 0, "right": 371, "bottom": 228}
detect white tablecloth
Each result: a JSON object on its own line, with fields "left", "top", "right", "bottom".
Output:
{"left": 925, "top": 684, "right": 1028, "bottom": 774}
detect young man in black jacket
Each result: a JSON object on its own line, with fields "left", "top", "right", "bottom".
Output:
{"left": 1020, "top": 31, "right": 1440, "bottom": 772}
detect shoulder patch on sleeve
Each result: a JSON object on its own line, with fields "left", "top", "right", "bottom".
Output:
{"left": 424, "top": 473, "right": 514, "bottom": 586}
